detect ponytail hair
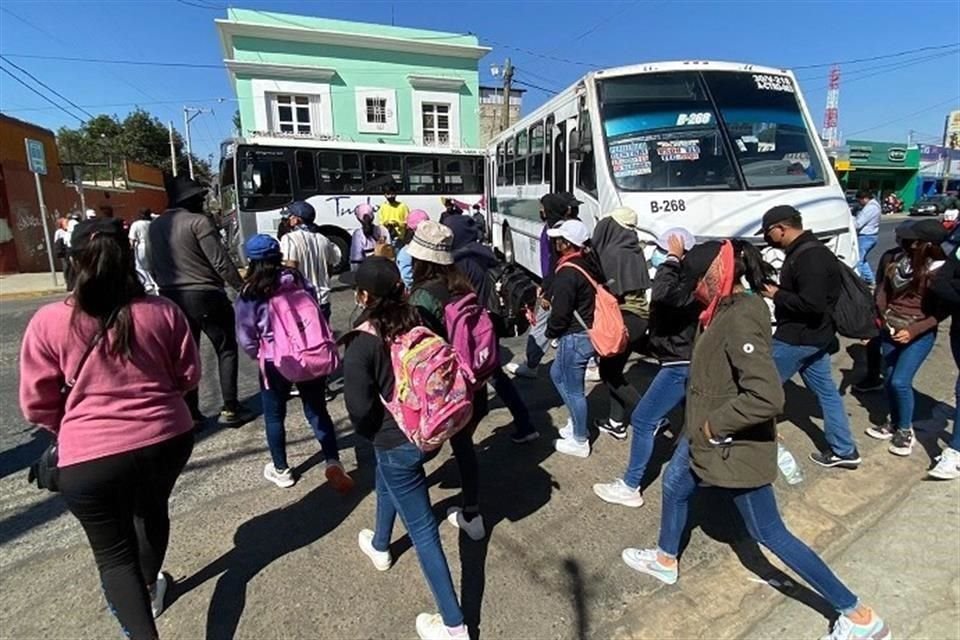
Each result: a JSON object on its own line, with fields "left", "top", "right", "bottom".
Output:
{"left": 731, "top": 239, "right": 775, "bottom": 292}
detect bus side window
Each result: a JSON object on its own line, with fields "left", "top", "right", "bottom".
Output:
{"left": 576, "top": 113, "right": 597, "bottom": 195}
{"left": 443, "top": 157, "right": 480, "bottom": 194}
{"left": 406, "top": 155, "right": 442, "bottom": 193}
{"left": 496, "top": 143, "right": 505, "bottom": 186}
{"left": 544, "top": 115, "right": 554, "bottom": 188}
{"left": 554, "top": 120, "right": 567, "bottom": 193}
{"left": 295, "top": 149, "right": 317, "bottom": 194}
{"left": 240, "top": 156, "right": 293, "bottom": 211}
{"left": 319, "top": 152, "right": 363, "bottom": 193}
{"left": 505, "top": 136, "right": 515, "bottom": 185}
{"left": 364, "top": 153, "right": 403, "bottom": 194}
{"left": 515, "top": 130, "right": 528, "bottom": 185}
{"left": 529, "top": 121, "right": 544, "bottom": 183}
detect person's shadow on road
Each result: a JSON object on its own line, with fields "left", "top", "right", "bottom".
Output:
{"left": 171, "top": 462, "right": 373, "bottom": 640}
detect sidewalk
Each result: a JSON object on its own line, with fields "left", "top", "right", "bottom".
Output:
{"left": 0, "top": 272, "right": 66, "bottom": 299}
{"left": 744, "top": 478, "right": 960, "bottom": 640}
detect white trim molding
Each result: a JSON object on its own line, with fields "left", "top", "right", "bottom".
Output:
{"left": 216, "top": 19, "right": 491, "bottom": 60}
{"left": 251, "top": 78, "right": 333, "bottom": 135}
{"left": 355, "top": 87, "right": 399, "bottom": 135}
{"left": 407, "top": 75, "right": 467, "bottom": 92}
{"left": 225, "top": 59, "right": 337, "bottom": 81}
{"left": 412, "top": 89, "right": 461, "bottom": 148}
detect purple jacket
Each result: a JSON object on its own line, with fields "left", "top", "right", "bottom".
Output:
{"left": 235, "top": 271, "right": 316, "bottom": 360}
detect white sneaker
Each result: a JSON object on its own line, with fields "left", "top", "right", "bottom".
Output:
{"left": 558, "top": 418, "right": 573, "bottom": 440}
{"left": 263, "top": 463, "right": 295, "bottom": 488}
{"left": 446, "top": 507, "right": 486, "bottom": 541}
{"left": 585, "top": 365, "right": 601, "bottom": 383}
{"left": 593, "top": 479, "right": 644, "bottom": 508}
{"left": 415, "top": 613, "right": 469, "bottom": 640}
{"left": 554, "top": 437, "right": 590, "bottom": 458}
{"left": 505, "top": 362, "right": 538, "bottom": 379}
{"left": 928, "top": 448, "right": 960, "bottom": 480}
{"left": 149, "top": 572, "right": 168, "bottom": 618}
{"left": 622, "top": 547, "right": 678, "bottom": 585}
{"left": 358, "top": 529, "right": 392, "bottom": 571}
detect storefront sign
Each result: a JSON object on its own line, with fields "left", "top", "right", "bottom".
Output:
{"left": 887, "top": 147, "right": 906, "bottom": 162}
{"left": 845, "top": 140, "right": 919, "bottom": 169}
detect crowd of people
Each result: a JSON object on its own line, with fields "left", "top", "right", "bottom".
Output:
{"left": 18, "top": 175, "right": 960, "bottom": 640}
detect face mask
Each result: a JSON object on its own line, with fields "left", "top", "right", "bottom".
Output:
{"left": 650, "top": 250, "right": 668, "bottom": 268}
{"left": 387, "top": 196, "right": 396, "bottom": 204}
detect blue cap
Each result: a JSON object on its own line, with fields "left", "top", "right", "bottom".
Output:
{"left": 282, "top": 201, "right": 316, "bottom": 223}
{"left": 244, "top": 234, "right": 281, "bottom": 261}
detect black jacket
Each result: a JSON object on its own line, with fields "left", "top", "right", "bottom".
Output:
{"left": 930, "top": 251, "right": 960, "bottom": 337}
{"left": 342, "top": 328, "right": 407, "bottom": 450}
{"left": 546, "top": 253, "right": 604, "bottom": 339}
{"left": 646, "top": 257, "right": 701, "bottom": 364}
{"left": 454, "top": 242, "right": 498, "bottom": 304}
{"left": 772, "top": 231, "right": 839, "bottom": 349}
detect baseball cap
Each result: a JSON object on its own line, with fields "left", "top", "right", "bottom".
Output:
{"left": 355, "top": 203, "right": 375, "bottom": 222}
{"left": 244, "top": 234, "right": 281, "bottom": 261}
{"left": 71, "top": 218, "right": 124, "bottom": 254}
{"left": 282, "top": 201, "right": 316, "bottom": 223}
{"left": 757, "top": 205, "right": 802, "bottom": 235}
{"left": 346, "top": 256, "right": 403, "bottom": 298}
{"left": 561, "top": 192, "right": 583, "bottom": 208}
{"left": 899, "top": 219, "right": 949, "bottom": 243}
{"left": 406, "top": 209, "right": 430, "bottom": 230}
{"left": 547, "top": 219, "right": 591, "bottom": 247}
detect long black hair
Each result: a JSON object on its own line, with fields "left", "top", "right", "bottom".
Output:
{"left": 70, "top": 232, "right": 146, "bottom": 358}
{"left": 364, "top": 285, "right": 422, "bottom": 342}
{"left": 410, "top": 259, "right": 475, "bottom": 297}
{"left": 240, "top": 255, "right": 299, "bottom": 302}
{"left": 731, "top": 239, "right": 775, "bottom": 292}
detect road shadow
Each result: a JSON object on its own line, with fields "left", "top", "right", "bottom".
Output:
{"left": 780, "top": 382, "right": 831, "bottom": 454}
{"left": 0, "top": 428, "right": 53, "bottom": 481}
{"left": 171, "top": 464, "right": 373, "bottom": 640}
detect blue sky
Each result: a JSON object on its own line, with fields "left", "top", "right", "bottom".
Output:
{"left": 1, "top": 0, "right": 958, "bottom": 165}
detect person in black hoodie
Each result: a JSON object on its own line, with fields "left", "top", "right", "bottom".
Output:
{"left": 445, "top": 215, "right": 539, "bottom": 444}
{"left": 593, "top": 228, "right": 701, "bottom": 508}
{"left": 545, "top": 219, "right": 604, "bottom": 458}
{"left": 930, "top": 224, "right": 960, "bottom": 480}
{"left": 341, "top": 257, "right": 468, "bottom": 640}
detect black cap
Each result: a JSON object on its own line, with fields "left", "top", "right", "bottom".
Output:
{"left": 900, "top": 219, "right": 949, "bottom": 244}
{"left": 338, "top": 256, "right": 403, "bottom": 297}
{"left": 561, "top": 192, "right": 583, "bottom": 208}
{"left": 757, "top": 205, "right": 802, "bottom": 235}
{"left": 71, "top": 218, "right": 125, "bottom": 254}
{"left": 540, "top": 193, "right": 570, "bottom": 227}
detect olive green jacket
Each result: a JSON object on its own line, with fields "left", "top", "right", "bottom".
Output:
{"left": 686, "top": 293, "right": 785, "bottom": 489}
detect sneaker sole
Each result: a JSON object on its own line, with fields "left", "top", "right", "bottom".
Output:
{"left": 621, "top": 550, "right": 677, "bottom": 584}
{"left": 927, "top": 468, "right": 960, "bottom": 480}
{"left": 593, "top": 486, "right": 644, "bottom": 508}
{"left": 809, "top": 455, "right": 861, "bottom": 469}
{"left": 597, "top": 425, "right": 629, "bottom": 441}
{"left": 358, "top": 533, "right": 391, "bottom": 571}
{"left": 888, "top": 445, "right": 913, "bottom": 457}
{"left": 511, "top": 432, "right": 540, "bottom": 444}
{"left": 864, "top": 429, "right": 894, "bottom": 441}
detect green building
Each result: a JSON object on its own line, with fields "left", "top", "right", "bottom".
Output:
{"left": 215, "top": 9, "right": 490, "bottom": 148}
{"left": 834, "top": 140, "right": 921, "bottom": 208}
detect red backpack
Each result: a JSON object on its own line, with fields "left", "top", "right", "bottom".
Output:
{"left": 559, "top": 262, "right": 628, "bottom": 358}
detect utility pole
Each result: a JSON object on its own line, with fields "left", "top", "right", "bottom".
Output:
{"left": 944, "top": 132, "right": 958, "bottom": 195}
{"left": 183, "top": 107, "right": 211, "bottom": 180}
{"left": 168, "top": 121, "right": 178, "bottom": 177}
{"left": 500, "top": 58, "right": 514, "bottom": 132}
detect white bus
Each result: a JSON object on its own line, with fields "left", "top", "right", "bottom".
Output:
{"left": 485, "top": 60, "right": 858, "bottom": 277}
{"left": 219, "top": 136, "right": 485, "bottom": 271}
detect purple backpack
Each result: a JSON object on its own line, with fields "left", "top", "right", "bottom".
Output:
{"left": 261, "top": 284, "right": 340, "bottom": 383}
{"left": 443, "top": 292, "right": 500, "bottom": 385}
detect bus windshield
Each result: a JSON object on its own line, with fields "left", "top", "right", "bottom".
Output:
{"left": 598, "top": 71, "right": 825, "bottom": 192}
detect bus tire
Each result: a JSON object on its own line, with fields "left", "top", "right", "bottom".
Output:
{"left": 502, "top": 222, "right": 515, "bottom": 265}
{"left": 319, "top": 226, "right": 351, "bottom": 274}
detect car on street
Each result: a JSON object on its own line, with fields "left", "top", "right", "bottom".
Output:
{"left": 909, "top": 196, "right": 946, "bottom": 217}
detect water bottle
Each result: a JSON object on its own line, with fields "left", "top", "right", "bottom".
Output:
{"left": 777, "top": 443, "right": 804, "bottom": 485}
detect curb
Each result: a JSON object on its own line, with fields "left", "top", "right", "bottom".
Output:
{"left": 0, "top": 289, "right": 66, "bottom": 302}
{"left": 595, "top": 439, "right": 923, "bottom": 640}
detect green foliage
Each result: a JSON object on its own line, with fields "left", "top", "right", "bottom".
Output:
{"left": 56, "top": 108, "right": 212, "bottom": 184}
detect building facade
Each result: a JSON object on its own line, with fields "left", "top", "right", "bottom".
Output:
{"left": 833, "top": 139, "right": 921, "bottom": 208}
{"left": 478, "top": 86, "right": 524, "bottom": 146}
{"left": 216, "top": 10, "right": 490, "bottom": 149}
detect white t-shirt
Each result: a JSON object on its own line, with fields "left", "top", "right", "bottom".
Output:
{"left": 279, "top": 228, "right": 341, "bottom": 305}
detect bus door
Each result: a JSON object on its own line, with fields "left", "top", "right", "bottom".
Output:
{"left": 553, "top": 120, "right": 567, "bottom": 193}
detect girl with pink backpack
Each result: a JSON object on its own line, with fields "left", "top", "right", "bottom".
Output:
{"left": 235, "top": 234, "right": 353, "bottom": 493}
{"left": 341, "top": 257, "right": 468, "bottom": 640}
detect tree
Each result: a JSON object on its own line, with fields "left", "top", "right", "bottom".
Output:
{"left": 57, "top": 108, "right": 212, "bottom": 185}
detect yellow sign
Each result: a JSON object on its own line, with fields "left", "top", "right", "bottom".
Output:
{"left": 946, "top": 110, "right": 960, "bottom": 149}
{"left": 835, "top": 159, "right": 851, "bottom": 171}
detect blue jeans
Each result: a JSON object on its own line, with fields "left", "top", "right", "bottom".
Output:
{"left": 525, "top": 306, "right": 551, "bottom": 368}
{"left": 856, "top": 234, "right": 878, "bottom": 285}
{"left": 550, "top": 332, "right": 595, "bottom": 443}
{"left": 372, "top": 442, "right": 463, "bottom": 627}
{"left": 657, "top": 439, "right": 859, "bottom": 613}
{"left": 881, "top": 330, "right": 937, "bottom": 430}
{"left": 623, "top": 365, "right": 689, "bottom": 489}
{"left": 951, "top": 330, "right": 960, "bottom": 451}
{"left": 491, "top": 368, "right": 535, "bottom": 435}
{"left": 772, "top": 340, "right": 856, "bottom": 457}
{"left": 260, "top": 362, "right": 339, "bottom": 470}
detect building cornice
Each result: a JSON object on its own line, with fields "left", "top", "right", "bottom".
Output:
{"left": 407, "top": 75, "right": 467, "bottom": 91}
{"left": 215, "top": 19, "right": 491, "bottom": 60}
{"left": 225, "top": 59, "right": 338, "bottom": 81}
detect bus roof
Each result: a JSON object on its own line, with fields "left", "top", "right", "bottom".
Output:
{"left": 229, "top": 135, "right": 487, "bottom": 156}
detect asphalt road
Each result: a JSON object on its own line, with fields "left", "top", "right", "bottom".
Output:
{"left": 1, "top": 214, "right": 953, "bottom": 640}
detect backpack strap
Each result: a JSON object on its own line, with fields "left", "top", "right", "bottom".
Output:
{"left": 558, "top": 261, "right": 600, "bottom": 292}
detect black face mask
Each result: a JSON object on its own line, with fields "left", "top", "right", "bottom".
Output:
{"left": 386, "top": 196, "right": 397, "bottom": 204}
{"left": 362, "top": 219, "right": 375, "bottom": 236}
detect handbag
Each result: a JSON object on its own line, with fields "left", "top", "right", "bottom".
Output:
{"left": 883, "top": 307, "right": 923, "bottom": 333}
{"left": 27, "top": 309, "right": 119, "bottom": 492}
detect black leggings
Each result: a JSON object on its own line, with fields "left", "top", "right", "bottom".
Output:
{"left": 598, "top": 312, "right": 649, "bottom": 423}
{"left": 59, "top": 432, "right": 194, "bottom": 640}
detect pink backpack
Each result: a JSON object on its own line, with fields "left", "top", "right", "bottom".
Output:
{"left": 443, "top": 292, "right": 500, "bottom": 385}
{"left": 262, "top": 284, "right": 340, "bottom": 383}
{"left": 359, "top": 323, "right": 474, "bottom": 451}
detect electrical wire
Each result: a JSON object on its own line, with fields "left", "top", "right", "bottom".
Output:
{"left": 798, "top": 47, "right": 960, "bottom": 82}
{"left": 513, "top": 79, "right": 559, "bottom": 96}
{"left": 792, "top": 42, "right": 960, "bottom": 71}
{"left": 543, "top": 0, "right": 638, "bottom": 53}
{"left": 844, "top": 96, "right": 960, "bottom": 137}
{"left": 0, "top": 55, "right": 95, "bottom": 118}
{"left": 0, "top": 65, "right": 85, "bottom": 123}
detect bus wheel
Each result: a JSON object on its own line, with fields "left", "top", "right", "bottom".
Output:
{"left": 502, "top": 223, "right": 516, "bottom": 264}
{"left": 320, "top": 227, "right": 351, "bottom": 274}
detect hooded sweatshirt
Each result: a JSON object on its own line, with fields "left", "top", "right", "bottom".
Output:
{"left": 445, "top": 215, "right": 498, "bottom": 302}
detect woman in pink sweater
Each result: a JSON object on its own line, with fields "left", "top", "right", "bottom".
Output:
{"left": 19, "top": 218, "right": 201, "bottom": 640}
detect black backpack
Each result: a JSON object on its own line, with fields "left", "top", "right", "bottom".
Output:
{"left": 485, "top": 263, "right": 538, "bottom": 337}
{"left": 790, "top": 242, "right": 879, "bottom": 340}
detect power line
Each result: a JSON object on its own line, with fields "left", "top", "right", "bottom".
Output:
{"left": 514, "top": 79, "right": 559, "bottom": 96}
{"left": 0, "top": 65, "right": 85, "bottom": 123}
{"left": 798, "top": 47, "right": 959, "bottom": 81}
{"left": 844, "top": 96, "right": 960, "bottom": 137}
{"left": 0, "top": 55, "right": 95, "bottom": 119}
{"left": 792, "top": 42, "right": 960, "bottom": 70}
{"left": 544, "top": 0, "right": 638, "bottom": 52}
{"left": 515, "top": 66, "right": 565, "bottom": 91}
{"left": 0, "top": 97, "right": 236, "bottom": 113}
{"left": 0, "top": 53, "right": 224, "bottom": 69}
{"left": 484, "top": 39, "right": 597, "bottom": 68}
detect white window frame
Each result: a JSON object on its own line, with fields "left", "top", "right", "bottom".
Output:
{"left": 355, "top": 87, "right": 398, "bottom": 134}
{"left": 251, "top": 78, "right": 333, "bottom": 136}
{"left": 412, "top": 89, "right": 460, "bottom": 148}
{"left": 272, "top": 94, "right": 313, "bottom": 135}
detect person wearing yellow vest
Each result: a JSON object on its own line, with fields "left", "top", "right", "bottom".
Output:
{"left": 379, "top": 185, "right": 409, "bottom": 244}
